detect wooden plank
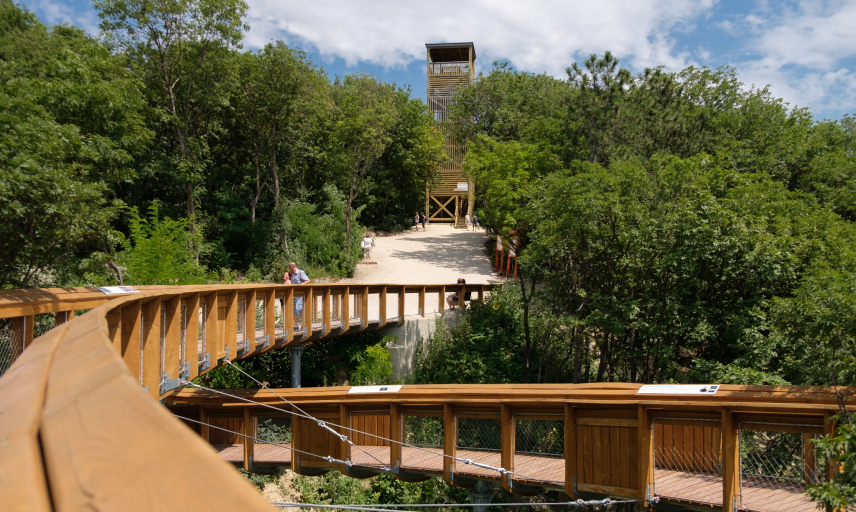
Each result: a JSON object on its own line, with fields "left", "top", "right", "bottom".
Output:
{"left": 339, "top": 404, "right": 351, "bottom": 475}
{"left": 419, "top": 287, "right": 426, "bottom": 318}
{"left": 398, "top": 286, "right": 405, "bottom": 325}
{"left": 282, "top": 287, "right": 293, "bottom": 345}
{"left": 378, "top": 287, "right": 386, "bottom": 328}
{"left": 500, "top": 403, "right": 512, "bottom": 492}
{"left": 577, "top": 483, "right": 637, "bottom": 498}
{"left": 443, "top": 403, "right": 455, "bottom": 486}
{"left": 565, "top": 405, "right": 580, "bottom": 499}
{"left": 0, "top": 322, "right": 65, "bottom": 510}
{"left": 141, "top": 298, "right": 162, "bottom": 399}
{"left": 120, "top": 301, "right": 142, "bottom": 384}
{"left": 721, "top": 408, "right": 738, "bottom": 512}
{"left": 591, "top": 425, "right": 602, "bottom": 486}
{"left": 106, "top": 309, "right": 121, "bottom": 350}
{"left": 265, "top": 289, "right": 275, "bottom": 346}
{"left": 438, "top": 285, "right": 445, "bottom": 316}
{"left": 576, "top": 417, "right": 638, "bottom": 428}
{"left": 341, "top": 286, "right": 350, "bottom": 329}
{"left": 619, "top": 427, "right": 630, "bottom": 489}
{"left": 203, "top": 293, "right": 219, "bottom": 369}
{"left": 628, "top": 426, "right": 638, "bottom": 492}
{"left": 638, "top": 406, "right": 652, "bottom": 501}
{"left": 601, "top": 426, "right": 611, "bottom": 486}
{"left": 245, "top": 291, "right": 256, "bottom": 352}
{"left": 360, "top": 286, "right": 369, "bottom": 328}
{"left": 36, "top": 309, "right": 273, "bottom": 512}
{"left": 609, "top": 426, "right": 620, "bottom": 488}
{"left": 304, "top": 287, "right": 313, "bottom": 334}
{"left": 243, "top": 407, "right": 253, "bottom": 472}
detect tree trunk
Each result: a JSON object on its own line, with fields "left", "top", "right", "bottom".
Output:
{"left": 271, "top": 143, "right": 280, "bottom": 210}
{"left": 572, "top": 326, "right": 584, "bottom": 384}
{"left": 251, "top": 146, "right": 261, "bottom": 224}
{"left": 518, "top": 271, "right": 535, "bottom": 383}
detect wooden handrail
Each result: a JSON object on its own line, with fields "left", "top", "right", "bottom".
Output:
{"left": 0, "top": 282, "right": 849, "bottom": 512}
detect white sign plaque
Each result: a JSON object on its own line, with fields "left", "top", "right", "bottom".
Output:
{"left": 97, "top": 286, "right": 140, "bottom": 295}
{"left": 348, "top": 385, "right": 402, "bottom": 394}
{"left": 636, "top": 384, "right": 720, "bottom": 395}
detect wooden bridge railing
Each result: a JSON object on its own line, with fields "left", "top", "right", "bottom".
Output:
{"left": 0, "top": 283, "right": 497, "bottom": 397}
{"left": 0, "top": 283, "right": 849, "bottom": 512}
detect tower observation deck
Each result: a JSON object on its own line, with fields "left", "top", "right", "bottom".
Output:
{"left": 426, "top": 42, "right": 475, "bottom": 224}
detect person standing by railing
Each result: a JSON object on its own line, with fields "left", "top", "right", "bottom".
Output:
{"left": 289, "top": 262, "right": 310, "bottom": 330}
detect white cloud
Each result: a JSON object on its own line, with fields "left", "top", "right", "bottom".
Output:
{"left": 736, "top": 1, "right": 856, "bottom": 116}
{"left": 244, "top": 0, "right": 715, "bottom": 77}
{"left": 27, "top": 0, "right": 100, "bottom": 34}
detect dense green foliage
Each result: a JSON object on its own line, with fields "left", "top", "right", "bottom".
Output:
{"left": 446, "top": 56, "right": 856, "bottom": 508}
{"left": 0, "top": 0, "right": 443, "bottom": 287}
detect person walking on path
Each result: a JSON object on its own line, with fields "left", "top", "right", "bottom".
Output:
{"left": 289, "top": 262, "right": 310, "bottom": 330}
{"left": 420, "top": 212, "right": 427, "bottom": 231}
{"left": 414, "top": 212, "right": 420, "bottom": 231}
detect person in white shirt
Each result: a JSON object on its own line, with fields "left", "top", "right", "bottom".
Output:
{"left": 289, "top": 262, "right": 310, "bottom": 330}
{"left": 464, "top": 213, "right": 471, "bottom": 228}
{"left": 361, "top": 237, "right": 373, "bottom": 261}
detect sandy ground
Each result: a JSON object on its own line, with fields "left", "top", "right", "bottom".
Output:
{"left": 342, "top": 223, "right": 502, "bottom": 285}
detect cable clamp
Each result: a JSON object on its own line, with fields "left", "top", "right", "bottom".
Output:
{"left": 648, "top": 496, "right": 660, "bottom": 504}
{"left": 574, "top": 499, "right": 585, "bottom": 507}
{"left": 602, "top": 498, "right": 612, "bottom": 507}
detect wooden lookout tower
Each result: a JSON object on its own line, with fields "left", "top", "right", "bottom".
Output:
{"left": 426, "top": 42, "right": 475, "bottom": 224}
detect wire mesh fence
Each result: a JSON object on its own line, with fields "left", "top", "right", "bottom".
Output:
{"left": 0, "top": 318, "right": 19, "bottom": 377}
{"left": 331, "top": 293, "right": 343, "bottom": 327}
{"left": 254, "top": 414, "right": 292, "bottom": 465}
{"left": 401, "top": 413, "right": 444, "bottom": 472}
{"left": 237, "top": 297, "right": 247, "bottom": 352}
{"left": 652, "top": 418, "right": 723, "bottom": 506}
{"left": 350, "top": 292, "right": 363, "bottom": 325}
{"left": 387, "top": 292, "right": 400, "bottom": 322}
{"left": 513, "top": 416, "right": 565, "bottom": 485}
{"left": 456, "top": 414, "right": 501, "bottom": 478}
{"left": 739, "top": 424, "right": 825, "bottom": 512}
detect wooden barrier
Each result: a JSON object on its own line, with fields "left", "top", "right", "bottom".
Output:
{"left": 0, "top": 283, "right": 851, "bottom": 512}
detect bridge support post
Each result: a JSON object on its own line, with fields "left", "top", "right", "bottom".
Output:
{"left": 468, "top": 480, "right": 493, "bottom": 512}
{"left": 289, "top": 344, "right": 305, "bottom": 388}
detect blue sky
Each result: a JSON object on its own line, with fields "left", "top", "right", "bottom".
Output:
{"left": 19, "top": 0, "right": 856, "bottom": 120}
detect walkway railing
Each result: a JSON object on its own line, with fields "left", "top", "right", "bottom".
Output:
{"left": 0, "top": 283, "right": 849, "bottom": 512}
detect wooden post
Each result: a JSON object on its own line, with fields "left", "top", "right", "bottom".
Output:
{"left": 438, "top": 286, "right": 445, "bottom": 316}
{"left": 54, "top": 311, "right": 74, "bottom": 326}
{"left": 379, "top": 286, "right": 387, "bottom": 327}
{"left": 163, "top": 296, "right": 181, "bottom": 385}
{"left": 478, "top": 285, "right": 484, "bottom": 303}
{"left": 184, "top": 294, "right": 200, "bottom": 380}
{"left": 360, "top": 286, "right": 369, "bottom": 328}
{"left": 141, "top": 299, "right": 162, "bottom": 399}
{"left": 565, "top": 404, "right": 581, "bottom": 499}
{"left": 224, "top": 291, "right": 238, "bottom": 361}
{"left": 721, "top": 408, "right": 739, "bottom": 512}
{"left": 340, "top": 404, "right": 351, "bottom": 473}
{"left": 243, "top": 407, "right": 253, "bottom": 472}
{"left": 459, "top": 284, "right": 466, "bottom": 310}
{"left": 398, "top": 286, "right": 406, "bottom": 325}
{"left": 638, "top": 405, "right": 652, "bottom": 506}
{"left": 419, "top": 287, "right": 426, "bottom": 318}
{"left": 390, "top": 403, "right": 402, "bottom": 473}
{"left": 120, "top": 301, "right": 142, "bottom": 384}
{"left": 341, "top": 286, "right": 350, "bottom": 329}
{"left": 500, "top": 403, "right": 513, "bottom": 493}
{"left": 9, "top": 316, "right": 30, "bottom": 364}
{"left": 442, "top": 403, "right": 456, "bottom": 486}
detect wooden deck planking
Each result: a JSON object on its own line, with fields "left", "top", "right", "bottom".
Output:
{"left": 253, "top": 443, "right": 292, "bottom": 464}
{"left": 350, "top": 445, "right": 390, "bottom": 467}
{"left": 401, "top": 446, "right": 444, "bottom": 472}
{"left": 741, "top": 477, "right": 816, "bottom": 512}
{"left": 654, "top": 469, "right": 723, "bottom": 504}
{"left": 455, "top": 449, "right": 502, "bottom": 478}
{"left": 513, "top": 453, "right": 565, "bottom": 484}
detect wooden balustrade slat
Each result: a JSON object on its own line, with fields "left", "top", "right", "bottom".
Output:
{"left": 141, "top": 298, "right": 162, "bottom": 399}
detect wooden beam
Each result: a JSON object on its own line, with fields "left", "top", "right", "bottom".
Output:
{"left": 282, "top": 287, "right": 293, "bottom": 345}
{"left": 418, "top": 287, "right": 426, "bottom": 318}
{"left": 379, "top": 286, "right": 387, "bottom": 328}
{"left": 264, "top": 289, "right": 275, "bottom": 347}
{"left": 398, "top": 287, "right": 406, "bottom": 325}
{"left": 360, "top": 286, "right": 369, "bottom": 328}
{"left": 390, "top": 403, "right": 402, "bottom": 474}
{"left": 303, "top": 286, "right": 313, "bottom": 335}
{"left": 120, "top": 301, "right": 142, "bottom": 384}
{"left": 443, "top": 403, "right": 456, "bottom": 486}
{"left": 638, "top": 405, "right": 652, "bottom": 505}
{"left": 500, "top": 403, "right": 513, "bottom": 493}
{"left": 322, "top": 287, "right": 331, "bottom": 335}
{"left": 565, "top": 405, "right": 581, "bottom": 499}
{"left": 438, "top": 286, "right": 445, "bottom": 316}
{"left": 245, "top": 290, "right": 256, "bottom": 351}
{"left": 721, "top": 408, "right": 738, "bottom": 512}
{"left": 243, "top": 407, "right": 253, "bottom": 472}
{"left": 141, "top": 298, "right": 162, "bottom": 399}
{"left": 341, "top": 286, "right": 350, "bottom": 330}
{"left": 163, "top": 296, "right": 181, "bottom": 384}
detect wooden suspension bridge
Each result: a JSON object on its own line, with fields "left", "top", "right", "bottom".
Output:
{"left": 0, "top": 283, "right": 849, "bottom": 512}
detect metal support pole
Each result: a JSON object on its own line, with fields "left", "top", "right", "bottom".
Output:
{"left": 468, "top": 480, "right": 493, "bottom": 512}
{"left": 289, "top": 344, "right": 305, "bottom": 388}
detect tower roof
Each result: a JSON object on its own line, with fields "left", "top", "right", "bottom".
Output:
{"left": 425, "top": 42, "right": 476, "bottom": 63}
